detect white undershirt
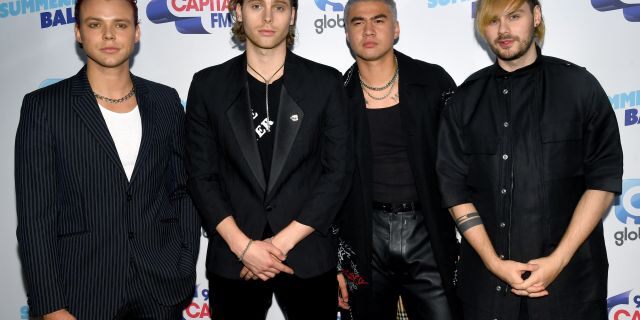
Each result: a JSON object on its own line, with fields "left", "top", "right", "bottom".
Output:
{"left": 98, "top": 104, "right": 142, "bottom": 181}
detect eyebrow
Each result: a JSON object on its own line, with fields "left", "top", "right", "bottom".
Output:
{"left": 350, "top": 13, "right": 388, "bottom": 24}
{"left": 84, "top": 16, "right": 133, "bottom": 23}
{"left": 504, "top": 8, "right": 525, "bottom": 16}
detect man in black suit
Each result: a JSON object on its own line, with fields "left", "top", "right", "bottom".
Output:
{"left": 335, "top": 1, "right": 461, "bottom": 319}
{"left": 14, "top": 0, "right": 200, "bottom": 318}
{"left": 185, "top": 0, "right": 351, "bottom": 319}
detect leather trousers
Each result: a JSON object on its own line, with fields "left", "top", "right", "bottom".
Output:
{"left": 368, "top": 207, "right": 453, "bottom": 320}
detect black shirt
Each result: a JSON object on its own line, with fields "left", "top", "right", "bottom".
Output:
{"left": 366, "top": 104, "right": 418, "bottom": 202}
{"left": 248, "top": 73, "right": 282, "bottom": 183}
{"left": 437, "top": 50, "right": 623, "bottom": 319}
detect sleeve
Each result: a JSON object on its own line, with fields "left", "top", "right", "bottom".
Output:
{"left": 582, "top": 72, "right": 623, "bottom": 194}
{"left": 436, "top": 95, "right": 472, "bottom": 208}
{"left": 15, "top": 93, "right": 67, "bottom": 316}
{"left": 296, "top": 71, "right": 353, "bottom": 236}
{"left": 168, "top": 88, "right": 202, "bottom": 268}
{"left": 185, "top": 73, "right": 233, "bottom": 236}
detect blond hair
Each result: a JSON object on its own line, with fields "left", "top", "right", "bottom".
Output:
{"left": 475, "top": 0, "right": 545, "bottom": 44}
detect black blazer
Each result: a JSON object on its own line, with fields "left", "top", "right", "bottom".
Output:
{"left": 337, "top": 51, "right": 461, "bottom": 319}
{"left": 185, "top": 52, "right": 351, "bottom": 279}
{"left": 15, "top": 68, "right": 201, "bottom": 319}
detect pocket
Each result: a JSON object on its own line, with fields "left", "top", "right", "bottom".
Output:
{"left": 57, "top": 206, "right": 89, "bottom": 238}
{"left": 541, "top": 121, "right": 583, "bottom": 142}
{"left": 541, "top": 121, "right": 584, "bottom": 179}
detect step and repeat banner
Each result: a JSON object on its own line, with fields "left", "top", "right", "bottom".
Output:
{"left": 1, "top": 0, "right": 639, "bottom": 319}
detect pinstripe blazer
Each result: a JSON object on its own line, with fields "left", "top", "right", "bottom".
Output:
{"left": 15, "top": 67, "right": 201, "bottom": 319}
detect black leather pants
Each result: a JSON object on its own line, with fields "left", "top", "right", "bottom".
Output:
{"left": 368, "top": 208, "right": 453, "bottom": 320}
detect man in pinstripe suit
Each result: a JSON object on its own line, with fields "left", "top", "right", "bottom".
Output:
{"left": 14, "top": 0, "right": 200, "bottom": 318}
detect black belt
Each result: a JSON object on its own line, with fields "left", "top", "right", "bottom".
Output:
{"left": 372, "top": 201, "right": 421, "bottom": 213}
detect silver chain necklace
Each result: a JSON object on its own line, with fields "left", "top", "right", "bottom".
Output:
{"left": 93, "top": 87, "right": 135, "bottom": 104}
{"left": 359, "top": 55, "right": 399, "bottom": 91}
{"left": 247, "top": 62, "right": 285, "bottom": 133}
{"left": 362, "top": 75, "right": 398, "bottom": 101}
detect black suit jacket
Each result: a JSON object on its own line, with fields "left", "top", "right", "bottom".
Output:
{"left": 185, "top": 51, "right": 351, "bottom": 279}
{"left": 15, "top": 68, "right": 201, "bottom": 319}
{"left": 337, "top": 51, "right": 461, "bottom": 319}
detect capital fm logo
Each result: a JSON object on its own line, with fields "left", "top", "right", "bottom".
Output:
{"left": 313, "top": 0, "right": 345, "bottom": 34}
{"left": 147, "top": 0, "right": 232, "bottom": 34}
{"left": 612, "top": 179, "right": 640, "bottom": 246}
{"left": 592, "top": 0, "right": 640, "bottom": 22}
{"left": 608, "top": 289, "right": 640, "bottom": 320}
{"left": 182, "top": 283, "right": 211, "bottom": 319}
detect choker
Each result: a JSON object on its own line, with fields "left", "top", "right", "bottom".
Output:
{"left": 93, "top": 87, "right": 135, "bottom": 104}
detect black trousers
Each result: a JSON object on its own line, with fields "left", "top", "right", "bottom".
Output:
{"left": 368, "top": 208, "right": 452, "bottom": 320}
{"left": 114, "top": 259, "right": 189, "bottom": 320}
{"left": 209, "top": 270, "right": 338, "bottom": 320}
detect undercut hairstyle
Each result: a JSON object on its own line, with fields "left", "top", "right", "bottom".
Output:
{"left": 75, "top": 0, "right": 140, "bottom": 25}
{"left": 345, "top": 0, "right": 398, "bottom": 22}
{"left": 475, "top": 0, "right": 545, "bottom": 44}
{"left": 229, "top": 0, "right": 299, "bottom": 48}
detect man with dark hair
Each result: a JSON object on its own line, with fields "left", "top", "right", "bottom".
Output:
{"left": 335, "top": 1, "right": 461, "bottom": 319}
{"left": 437, "top": 0, "right": 623, "bottom": 319}
{"left": 185, "top": 0, "right": 351, "bottom": 319}
{"left": 15, "top": 0, "right": 200, "bottom": 318}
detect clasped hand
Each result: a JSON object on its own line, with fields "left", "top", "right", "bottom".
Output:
{"left": 239, "top": 238, "right": 294, "bottom": 281}
{"left": 489, "top": 254, "right": 565, "bottom": 298}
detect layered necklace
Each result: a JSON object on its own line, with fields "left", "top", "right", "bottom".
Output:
{"left": 247, "top": 62, "right": 285, "bottom": 133}
{"left": 359, "top": 55, "right": 399, "bottom": 101}
{"left": 93, "top": 86, "right": 136, "bottom": 104}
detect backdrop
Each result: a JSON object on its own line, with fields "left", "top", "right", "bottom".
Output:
{"left": 1, "top": 0, "right": 639, "bottom": 319}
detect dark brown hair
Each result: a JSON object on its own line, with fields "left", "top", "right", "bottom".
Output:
{"left": 75, "top": 0, "right": 140, "bottom": 25}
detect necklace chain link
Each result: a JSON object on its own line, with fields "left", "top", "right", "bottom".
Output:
{"left": 93, "top": 87, "right": 135, "bottom": 104}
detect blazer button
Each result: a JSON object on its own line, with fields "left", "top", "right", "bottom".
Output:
{"left": 128, "top": 232, "right": 135, "bottom": 239}
{"left": 126, "top": 194, "right": 132, "bottom": 201}
{"left": 265, "top": 205, "right": 274, "bottom": 212}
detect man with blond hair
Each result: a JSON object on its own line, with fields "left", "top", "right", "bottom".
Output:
{"left": 437, "top": 0, "right": 623, "bottom": 319}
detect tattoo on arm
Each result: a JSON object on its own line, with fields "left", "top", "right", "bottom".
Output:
{"left": 455, "top": 212, "right": 483, "bottom": 234}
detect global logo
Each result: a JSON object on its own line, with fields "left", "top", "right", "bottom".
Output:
{"left": 314, "top": 0, "right": 344, "bottom": 11}
{"left": 146, "top": 0, "right": 232, "bottom": 34}
{"left": 615, "top": 180, "right": 640, "bottom": 224}
{"left": 608, "top": 289, "right": 640, "bottom": 320}
{"left": 313, "top": 0, "right": 345, "bottom": 34}
{"left": 592, "top": 0, "right": 640, "bottom": 22}
{"left": 612, "top": 179, "right": 640, "bottom": 246}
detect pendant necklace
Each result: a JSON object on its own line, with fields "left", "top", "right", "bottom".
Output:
{"left": 247, "top": 62, "right": 285, "bottom": 132}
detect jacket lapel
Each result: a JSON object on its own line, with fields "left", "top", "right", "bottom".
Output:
{"left": 128, "top": 76, "right": 155, "bottom": 184}
{"left": 267, "top": 85, "right": 303, "bottom": 196}
{"left": 71, "top": 67, "right": 126, "bottom": 178}
{"left": 222, "top": 54, "right": 268, "bottom": 191}
{"left": 265, "top": 52, "right": 306, "bottom": 198}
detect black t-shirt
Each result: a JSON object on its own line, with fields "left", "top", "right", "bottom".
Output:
{"left": 248, "top": 72, "right": 282, "bottom": 184}
{"left": 366, "top": 104, "right": 418, "bottom": 202}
